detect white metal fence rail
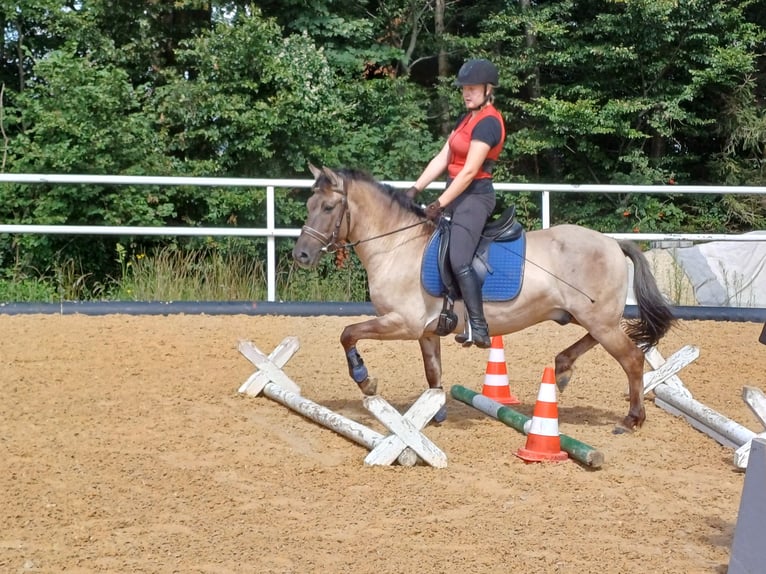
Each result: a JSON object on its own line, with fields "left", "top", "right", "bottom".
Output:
{"left": 1, "top": 174, "right": 764, "bottom": 302}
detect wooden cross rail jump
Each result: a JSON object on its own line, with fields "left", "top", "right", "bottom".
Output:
{"left": 238, "top": 337, "right": 447, "bottom": 468}
{"left": 643, "top": 345, "right": 766, "bottom": 469}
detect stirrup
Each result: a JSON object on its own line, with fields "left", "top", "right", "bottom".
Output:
{"left": 455, "top": 321, "right": 490, "bottom": 348}
{"left": 455, "top": 324, "right": 472, "bottom": 346}
{"left": 435, "top": 297, "right": 458, "bottom": 337}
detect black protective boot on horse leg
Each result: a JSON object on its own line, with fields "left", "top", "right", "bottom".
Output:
{"left": 454, "top": 265, "right": 491, "bottom": 348}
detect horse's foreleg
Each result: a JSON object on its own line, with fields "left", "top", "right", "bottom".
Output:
{"left": 419, "top": 334, "right": 442, "bottom": 389}
{"left": 418, "top": 334, "right": 447, "bottom": 422}
{"left": 344, "top": 344, "right": 373, "bottom": 393}
{"left": 555, "top": 333, "right": 598, "bottom": 393}
{"left": 339, "top": 314, "right": 419, "bottom": 396}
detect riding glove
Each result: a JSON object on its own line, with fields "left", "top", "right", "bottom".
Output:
{"left": 405, "top": 186, "right": 420, "bottom": 200}
{"left": 425, "top": 200, "right": 443, "bottom": 222}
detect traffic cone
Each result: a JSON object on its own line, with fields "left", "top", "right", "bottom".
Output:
{"left": 481, "top": 336, "right": 520, "bottom": 405}
{"left": 516, "top": 366, "right": 568, "bottom": 462}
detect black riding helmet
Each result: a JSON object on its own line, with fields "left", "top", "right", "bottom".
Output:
{"left": 454, "top": 58, "right": 499, "bottom": 87}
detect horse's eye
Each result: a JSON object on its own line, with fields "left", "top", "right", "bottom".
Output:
{"left": 322, "top": 202, "right": 335, "bottom": 213}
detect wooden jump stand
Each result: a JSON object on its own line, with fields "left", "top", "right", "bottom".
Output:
{"left": 238, "top": 337, "right": 447, "bottom": 468}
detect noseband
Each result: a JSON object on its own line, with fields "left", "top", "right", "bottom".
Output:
{"left": 300, "top": 177, "right": 351, "bottom": 254}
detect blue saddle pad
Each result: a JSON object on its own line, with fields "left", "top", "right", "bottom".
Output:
{"left": 421, "top": 230, "right": 526, "bottom": 302}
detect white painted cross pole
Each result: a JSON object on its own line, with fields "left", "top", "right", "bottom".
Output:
{"left": 238, "top": 336, "right": 301, "bottom": 395}
{"left": 643, "top": 345, "right": 698, "bottom": 396}
{"left": 733, "top": 387, "right": 766, "bottom": 469}
{"left": 644, "top": 346, "right": 766, "bottom": 469}
{"left": 239, "top": 337, "right": 302, "bottom": 395}
{"left": 238, "top": 338, "right": 418, "bottom": 467}
{"left": 364, "top": 389, "right": 447, "bottom": 468}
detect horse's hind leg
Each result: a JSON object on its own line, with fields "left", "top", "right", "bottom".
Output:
{"left": 589, "top": 327, "right": 647, "bottom": 431}
{"left": 555, "top": 333, "right": 599, "bottom": 393}
{"left": 556, "top": 328, "right": 646, "bottom": 430}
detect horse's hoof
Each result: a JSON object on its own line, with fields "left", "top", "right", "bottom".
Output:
{"left": 358, "top": 378, "right": 377, "bottom": 396}
{"left": 433, "top": 404, "right": 448, "bottom": 424}
{"left": 621, "top": 412, "right": 644, "bottom": 432}
{"left": 556, "top": 371, "right": 571, "bottom": 393}
{"left": 613, "top": 417, "right": 640, "bottom": 434}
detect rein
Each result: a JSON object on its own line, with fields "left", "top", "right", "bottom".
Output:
{"left": 343, "top": 220, "right": 428, "bottom": 250}
{"left": 300, "top": 178, "right": 428, "bottom": 255}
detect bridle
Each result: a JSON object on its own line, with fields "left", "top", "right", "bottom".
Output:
{"left": 299, "top": 177, "right": 351, "bottom": 254}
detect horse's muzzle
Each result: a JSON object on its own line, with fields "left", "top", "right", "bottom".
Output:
{"left": 292, "top": 245, "right": 321, "bottom": 268}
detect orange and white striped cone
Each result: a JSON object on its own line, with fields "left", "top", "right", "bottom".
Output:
{"left": 516, "top": 366, "right": 568, "bottom": 462}
{"left": 481, "top": 336, "right": 520, "bottom": 405}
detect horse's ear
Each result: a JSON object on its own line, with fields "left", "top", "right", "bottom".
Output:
{"left": 322, "top": 166, "right": 344, "bottom": 191}
{"left": 308, "top": 163, "right": 322, "bottom": 179}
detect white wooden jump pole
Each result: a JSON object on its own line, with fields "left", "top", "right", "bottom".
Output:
{"left": 643, "top": 345, "right": 766, "bottom": 469}
{"left": 238, "top": 337, "right": 417, "bottom": 466}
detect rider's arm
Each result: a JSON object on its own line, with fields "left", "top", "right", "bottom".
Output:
{"left": 412, "top": 140, "right": 451, "bottom": 194}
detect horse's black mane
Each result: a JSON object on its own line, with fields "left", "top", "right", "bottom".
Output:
{"left": 321, "top": 167, "right": 425, "bottom": 217}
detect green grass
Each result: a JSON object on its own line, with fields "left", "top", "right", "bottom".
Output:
{"left": 111, "top": 247, "right": 268, "bottom": 301}
{"left": 0, "top": 245, "right": 370, "bottom": 303}
{"left": 0, "top": 275, "right": 59, "bottom": 302}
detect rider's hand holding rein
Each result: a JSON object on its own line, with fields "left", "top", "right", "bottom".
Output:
{"left": 424, "top": 200, "right": 443, "bottom": 222}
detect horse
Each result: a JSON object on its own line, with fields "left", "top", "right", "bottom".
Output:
{"left": 292, "top": 164, "right": 676, "bottom": 431}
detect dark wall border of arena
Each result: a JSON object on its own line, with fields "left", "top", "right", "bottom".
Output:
{"left": 1, "top": 301, "right": 765, "bottom": 322}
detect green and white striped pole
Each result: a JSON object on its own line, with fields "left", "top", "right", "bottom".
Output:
{"left": 450, "top": 384, "right": 604, "bottom": 468}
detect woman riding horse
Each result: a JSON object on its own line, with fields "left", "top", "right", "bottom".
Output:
{"left": 407, "top": 58, "right": 505, "bottom": 349}
{"left": 293, "top": 165, "right": 676, "bottom": 431}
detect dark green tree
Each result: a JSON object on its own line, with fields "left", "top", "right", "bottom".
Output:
{"left": 454, "top": 0, "right": 766, "bottom": 231}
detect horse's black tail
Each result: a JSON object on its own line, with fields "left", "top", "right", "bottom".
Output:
{"left": 620, "top": 240, "right": 677, "bottom": 350}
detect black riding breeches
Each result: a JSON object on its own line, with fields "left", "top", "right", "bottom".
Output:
{"left": 446, "top": 189, "right": 496, "bottom": 270}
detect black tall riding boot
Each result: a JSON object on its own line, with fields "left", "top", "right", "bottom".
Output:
{"left": 454, "top": 265, "right": 491, "bottom": 348}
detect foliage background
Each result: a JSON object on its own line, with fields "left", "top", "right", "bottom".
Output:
{"left": 0, "top": 1, "right": 765, "bottom": 300}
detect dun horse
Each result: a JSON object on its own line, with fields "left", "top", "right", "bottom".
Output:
{"left": 292, "top": 165, "right": 675, "bottom": 430}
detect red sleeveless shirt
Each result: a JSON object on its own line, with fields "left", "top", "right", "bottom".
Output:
{"left": 447, "top": 104, "right": 505, "bottom": 180}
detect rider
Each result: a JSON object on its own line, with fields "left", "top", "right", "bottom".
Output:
{"left": 407, "top": 58, "right": 506, "bottom": 349}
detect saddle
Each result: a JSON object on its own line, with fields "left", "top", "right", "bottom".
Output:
{"left": 437, "top": 205, "right": 523, "bottom": 295}
{"left": 422, "top": 205, "right": 526, "bottom": 336}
